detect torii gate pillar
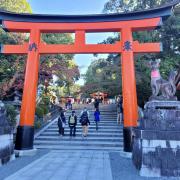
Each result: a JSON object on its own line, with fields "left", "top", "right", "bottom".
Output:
{"left": 15, "top": 29, "right": 40, "bottom": 150}
{"left": 121, "top": 28, "right": 138, "bottom": 152}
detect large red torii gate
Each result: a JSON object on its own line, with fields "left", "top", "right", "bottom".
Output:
{"left": 0, "top": 2, "right": 176, "bottom": 152}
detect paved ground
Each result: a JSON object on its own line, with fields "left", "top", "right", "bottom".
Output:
{"left": 3, "top": 150, "right": 112, "bottom": 180}
{"left": 1, "top": 150, "right": 180, "bottom": 180}
{"left": 0, "top": 150, "right": 49, "bottom": 180}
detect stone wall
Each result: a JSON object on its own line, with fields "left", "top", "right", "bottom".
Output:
{"left": 0, "top": 110, "right": 14, "bottom": 166}
{"left": 132, "top": 101, "right": 180, "bottom": 177}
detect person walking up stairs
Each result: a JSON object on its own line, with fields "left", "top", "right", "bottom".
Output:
{"left": 79, "top": 107, "right": 90, "bottom": 137}
{"left": 94, "top": 108, "right": 100, "bottom": 131}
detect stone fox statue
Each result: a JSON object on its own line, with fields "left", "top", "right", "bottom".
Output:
{"left": 149, "top": 59, "right": 177, "bottom": 100}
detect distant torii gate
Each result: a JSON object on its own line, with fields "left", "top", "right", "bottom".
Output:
{"left": 0, "top": 2, "right": 176, "bottom": 152}
{"left": 90, "top": 92, "right": 108, "bottom": 104}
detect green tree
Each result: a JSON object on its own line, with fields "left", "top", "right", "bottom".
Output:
{"left": 0, "top": 0, "right": 32, "bottom": 99}
{"left": 0, "top": 4, "right": 80, "bottom": 100}
{"left": 0, "top": 0, "right": 32, "bottom": 13}
{"left": 100, "top": 0, "right": 180, "bottom": 106}
{"left": 39, "top": 33, "right": 80, "bottom": 98}
{"left": 83, "top": 56, "right": 121, "bottom": 97}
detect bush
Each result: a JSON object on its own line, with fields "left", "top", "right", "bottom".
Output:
{"left": 35, "top": 106, "right": 44, "bottom": 118}
{"left": 43, "top": 96, "right": 50, "bottom": 105}
{"left": 34, "top": 120, "right": 42, "bottom": 129}
{"left": 42, "top": 106, "right": 49, "bottom": 115}
{"left": 5, "top": 105, "right": 18, "bottom": 127}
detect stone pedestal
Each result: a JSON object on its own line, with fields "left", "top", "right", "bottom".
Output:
{"left": 132, "top": 101, "right": 180, "bottom": 177}
{"left": 0, "top": 111, "right": 14, "bottom": 165}
{"left": 14, "top": 148, "right": 37, "bottom": 157}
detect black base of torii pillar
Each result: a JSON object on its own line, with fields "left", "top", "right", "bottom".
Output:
{"left": 123, "top": 127, "right": 134, "bottom": 152}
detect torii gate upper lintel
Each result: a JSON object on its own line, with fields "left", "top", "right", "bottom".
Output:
{"left": 0, "top": 1, "right": 177, "bottom": 152}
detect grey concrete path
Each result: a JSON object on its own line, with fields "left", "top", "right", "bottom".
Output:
{"left": 1, "top": 150, "right": 180, "bottom": 180}
{"left": 4, "top": 150, "right": 112, "bottom": 180}
{"left": 0, "top": 149, "right": 49, "bottom": 180}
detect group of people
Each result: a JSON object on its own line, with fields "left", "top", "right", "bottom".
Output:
{"left": 57, "top": 101, "right": 101, "bottom": 137}
{"left": 65, "top": 99, "right": 72, "bottom": 110}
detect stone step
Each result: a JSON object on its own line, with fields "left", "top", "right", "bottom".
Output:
{"left": 40, "top": 131, "right": 123, "bottom": 137}
{"left": 38, "top": 133, "right": 123, "bottom": 138}
{"left": 68, "top": 112, "right": 117, "bottom": 114}
{"left": 63, "top": 119, "right": 118, "bottom": 122}
{"left": 48, "top": 129, "right": 122, "bottom": 132}
{"left": 34, "top": 145, "right": 123, "bottom": 151}
{"left": 49, "top": 126, "right": 122, "bottom": 130}
{"left": 51, "top": 123, "right": 120, "bottom": 127}
{"left": 65, "top": 114, "right": 117, "bottom": 116}
{"left": 45, "top": 129, "right": 122, "bottom": 133}
{"left": 44, "top": 127, "right": 123, "bottom": 132}
{"left": 64, "top": 113, "right": 117, "bottom": 115}
{"left": 56, "top": 115, "right": 117, "bottom": 117}
{"left": 64, "top": 116, "right": 117, "bottom": 119}
{"left": 51, "top": 121, "right": 119, "bottom": 127}
{"left": 35, "top": 136, "right": 123, "bottom": 141}
{"left": 65, "top": 111, "right": 117, "bottom": 113}
{"left": 52, "top": 121, "right": 119, "bottom": 125}
{"left": 35, "top": 105, "right": 123, "bottom": 152}
{"left": 34, "top": 140, "right": 123, "bottom": 147}
{"left": 72, "top": 114, "right": 117, "bottom": 116}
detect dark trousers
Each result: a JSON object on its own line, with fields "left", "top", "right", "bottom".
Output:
{"left": 95, "top": 122, "right": 98, "bottom": 131}
{"left": 70, "top": 126, "right": 76, "bottom": 136}
{"left": 59, "top": 127, "right": 64, "bottom": 135}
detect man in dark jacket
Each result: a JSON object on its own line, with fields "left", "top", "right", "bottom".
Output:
{"left": 94, "top": 98, "right": 100, "bottom": 110}
{"left": 117, "top": 95, "right": 123, "bottom": 125}
{"left": 58, "top": 110, "right": 66, "bottom": 136}
{"left": 68, "top": 110, "right": 77, "bottom": 136}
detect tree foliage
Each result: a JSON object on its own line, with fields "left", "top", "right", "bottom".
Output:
{"left": 84, "top": 0, "right": 180, "bottom": 106}
{"left": 39, "top": 33, "right": 80, "bottom": 98}
{"left": 82, "top": 55, "right": 121, "bottom": 97}
{"left": 0, "top": 0, "right": 32, "bottom": 13}
{"left": 0, "top": 3, "right": 80, "bottom": 100}
{"left": 103, "top": 0, "right": 172, "bottom": 13}
{"left": 0, "top": 0, "right": 31, "bottom": 99}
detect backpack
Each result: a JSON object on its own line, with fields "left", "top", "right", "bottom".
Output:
{"left": 81, "top": 118, "right": 88, "bottom": 125}
{"left": 80, "top": 111, "right": 88, "bottom": 125}
{"left": 69, "top": 115, "right": 75, "bottom": 124}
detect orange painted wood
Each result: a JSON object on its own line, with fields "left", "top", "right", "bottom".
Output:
{"left": 121, "top": 28, "right": 138, "bottom": 127}
{"left": 133, "top": 41, "right": 162, "bottom": 53}
{"left": 1, "top": 43, "right": 122, "bottom": 54}
{"left": 3, "top": 17, "right": 161, "bottom": 32}
{"left": 75, "top": 31, "right": 85, "bottom": 45}
{"left": 2, "top": 41, "right": 161, "bottom": 54}
{"left": 19, "top": 29, "right": 40, "bottom": 126}
{"left": 39, "top": 43, "right": 122, "bottom": 54}
{"left": 2, "top": 43, "right": 29, "bottom": 54}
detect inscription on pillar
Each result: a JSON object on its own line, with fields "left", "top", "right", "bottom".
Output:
{"left": 123, "top": 41, "right": 132, "bottom": 51}
{"left": 28, "top": 43, "right": 38, "bottom": 52}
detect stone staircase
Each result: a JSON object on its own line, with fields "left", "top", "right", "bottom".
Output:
{"left": 34, "top": 105, "right": 124, "bottom": 151}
